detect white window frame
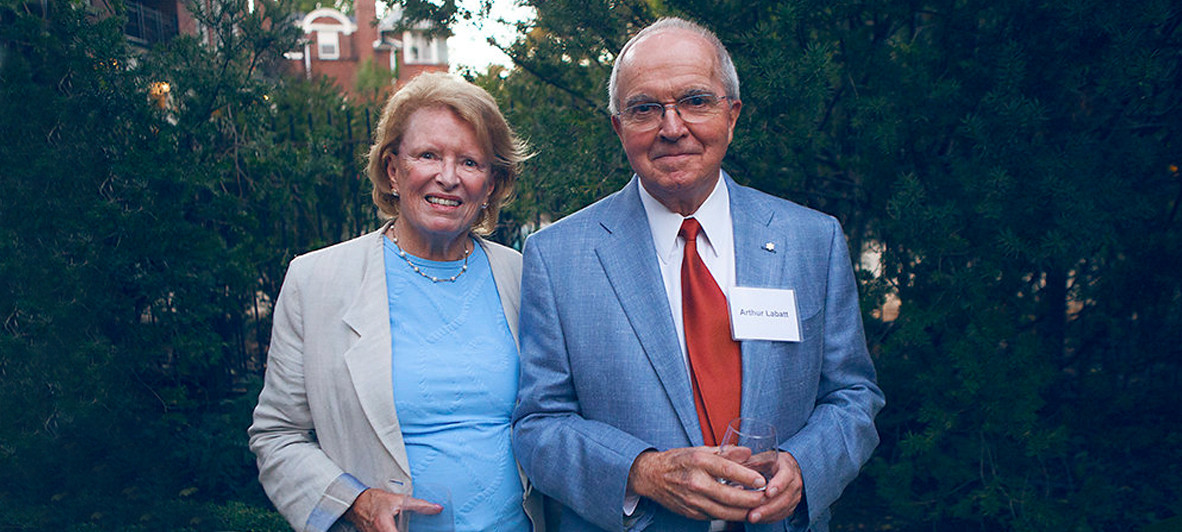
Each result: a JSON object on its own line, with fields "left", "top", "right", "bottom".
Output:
{"left": 318, "top": 31, "right": 340, "bottom": 60}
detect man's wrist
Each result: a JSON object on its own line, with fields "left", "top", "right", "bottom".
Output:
{"left": 626, "top": 450, "right": 656, "bottom": 500}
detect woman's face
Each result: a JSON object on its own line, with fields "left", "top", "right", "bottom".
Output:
{"left": 387, "top": 106, "right": 493, "bottom": 257}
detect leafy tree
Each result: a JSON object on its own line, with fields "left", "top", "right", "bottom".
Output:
{"left": 291, "top": 0, "right": 353, "bottom": 15}
{"left": 0, "top": 0, "right": 364, "bottom": 527}
{"left": 856, "top": 1, "right": 1182, "bottom": 528}
{"left": 356, "top": 56, "right": 396, "bottom": 99}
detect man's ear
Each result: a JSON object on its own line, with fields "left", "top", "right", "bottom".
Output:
{"left": 725, "top": 99, "right": 742, "bottom": 143}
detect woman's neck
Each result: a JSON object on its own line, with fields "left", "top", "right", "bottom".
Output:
{"left": 388, "top": 221, "right": 471, "bottom": 261}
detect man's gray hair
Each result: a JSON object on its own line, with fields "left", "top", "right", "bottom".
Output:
{"left": 607, "top": 17, "right": 741, "bottom": 115}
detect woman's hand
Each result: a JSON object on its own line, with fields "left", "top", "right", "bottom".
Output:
{"left": 343, "top": 488, "right": 443, "bottom": 532}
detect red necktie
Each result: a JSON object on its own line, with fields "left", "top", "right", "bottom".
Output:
{"left": 679, "top": 218, "right": 742, "bottom": 446}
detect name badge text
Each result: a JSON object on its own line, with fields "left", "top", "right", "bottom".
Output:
{"left": 728, "top": 286, "right": 802, "bottom": 342}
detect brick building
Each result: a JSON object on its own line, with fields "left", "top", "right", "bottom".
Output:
{"left": 116, "top": 0, "right": 446, "bottom": 97}
{"left": 286, "top": 0, "right": 449, "bottom": 97}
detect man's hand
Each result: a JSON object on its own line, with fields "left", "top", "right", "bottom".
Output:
{"left": 343, "top": 488, "right": 443, "bottom": 532}
{"left": 746, "top": 451, "right": 804, "bottom": 524}
{"left": 627, "top": 447, "right": 767, "bottom": 522}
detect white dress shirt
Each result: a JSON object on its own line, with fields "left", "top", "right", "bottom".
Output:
{"left": 627, "top": 174, "right": 738, "bottom": 529}
{"left": 638, "top": 172, "right": 736, "bottom": 376}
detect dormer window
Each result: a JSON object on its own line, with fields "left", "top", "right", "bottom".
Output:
{"left": 301, "top": 8, "right": 356, "bottom": 62}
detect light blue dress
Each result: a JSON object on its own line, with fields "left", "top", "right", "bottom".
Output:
{"left": 384, "top": 236, "right": 530, "bottom": 531}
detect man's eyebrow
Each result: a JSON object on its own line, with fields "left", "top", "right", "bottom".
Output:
{"left": 678, "top": 87, "right": 715, "bottom": 98}
{"left": 623, "top": 94, "right": 657, "bottom": 108}
{"left": 623, "top": 87, "right": 715, "bottom": 108}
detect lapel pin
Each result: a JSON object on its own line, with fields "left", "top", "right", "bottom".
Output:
{"left": 763, "top": 242, "right": 776, "bottom": 253}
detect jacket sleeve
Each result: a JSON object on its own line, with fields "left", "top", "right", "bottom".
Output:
{"left": 247, "top": 258, "right": 365, "bottom": 532}
{"left": 511, "top": 237, "right": 655, "bottom": 531}
{"left": 779, "top": 217, "right": 885, "bottom": 527}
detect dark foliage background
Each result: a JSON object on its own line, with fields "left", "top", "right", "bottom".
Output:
{"left": 1, "top": 0, "right": 1179, "bottom": 530}
{"left": 1, "top": 0, "right": 370, "bottom": 527}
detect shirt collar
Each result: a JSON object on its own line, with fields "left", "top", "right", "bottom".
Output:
{"left": 638, "top": 172, "right": 731, "bottom": 264}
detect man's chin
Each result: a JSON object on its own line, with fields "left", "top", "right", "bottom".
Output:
{"left": 643, "top": 168, "right": 715, "bottom": 189}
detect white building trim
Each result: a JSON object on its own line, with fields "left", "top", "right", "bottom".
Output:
{"left": 301, "top": 8, "right": 357, "bottom": 35}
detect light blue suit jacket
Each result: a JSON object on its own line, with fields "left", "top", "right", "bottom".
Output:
{"left": 512, "top": 175, "right": 884, "bottom": 532}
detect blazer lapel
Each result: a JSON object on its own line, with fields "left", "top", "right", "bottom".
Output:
{"left": 595, "top": 179, "right": 702, "bottom": 445}
{"left": 481, "top": 238, "right": 521, "bottom": 347}
{"left": 341, "top": 222, "right": 411, "bottom": 479}
{"left": 730, "top": 176, "right": 780, "bottom": 290}
{"left": 727, "top": 177, "right": 786, "bottom": 420}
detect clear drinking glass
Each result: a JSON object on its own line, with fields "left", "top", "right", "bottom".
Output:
{"left": 718, "top": 417, "right": 779, "bottom": 491}
{"left": 395, "top": 482, "right": 454, "bottom": 532}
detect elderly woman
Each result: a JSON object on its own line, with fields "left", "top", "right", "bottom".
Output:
{"left": 249, "top": 72, "right": 539, "bottom": 532}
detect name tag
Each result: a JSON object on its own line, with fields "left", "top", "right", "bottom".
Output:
{"left": 728, "top": 286, "right": 802, "bottom": 342}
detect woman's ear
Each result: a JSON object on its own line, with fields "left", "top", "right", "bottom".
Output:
{"left": 386, "top": 156, "right": 399, "bottom": 196}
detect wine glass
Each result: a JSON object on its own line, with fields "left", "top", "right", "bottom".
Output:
{"left": 395, "top": 482, "right": 454, "bottom": 532}
{"left": 718, "top": 417, "right": 779, "bottom": 491}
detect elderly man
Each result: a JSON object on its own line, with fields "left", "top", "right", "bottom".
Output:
{"left": 512, "top": 17, "right": 884, "bottom": 532}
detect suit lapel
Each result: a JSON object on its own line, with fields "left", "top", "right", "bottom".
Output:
{"left": 727, "top": 178, "right": 785, "bottom": 420}
{"left": 730, "top": 177, "right": 780, "bottom": 290}
{"left": 341, "top": 222, "right": 411, "bottom": 479}
{"left": 595, "top": 179, "right": 702, "bottom": 445}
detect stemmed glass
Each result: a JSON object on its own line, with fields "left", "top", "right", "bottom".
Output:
{"left": 718, "top": 417, "right": 779, "bottom": 491}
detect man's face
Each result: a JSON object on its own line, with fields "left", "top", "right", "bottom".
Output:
{"left": 611, "top": 29, "right": 741, "bottom": 216}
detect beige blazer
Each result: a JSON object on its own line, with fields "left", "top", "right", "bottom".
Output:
{"left": 249, "top": 221, "right": 540, "bottom": 531}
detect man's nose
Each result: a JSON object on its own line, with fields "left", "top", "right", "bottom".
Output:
{"left": 657, "top": 103, "right": 689, "bottom": 139}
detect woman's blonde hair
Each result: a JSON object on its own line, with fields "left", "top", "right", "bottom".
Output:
{"left": 366, "top": 72, "right": 530, "bottom": 234}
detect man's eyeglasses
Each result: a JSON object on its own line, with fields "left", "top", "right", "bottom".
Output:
{"left": 616, "top": 94, "right": 731, "bottom": 129}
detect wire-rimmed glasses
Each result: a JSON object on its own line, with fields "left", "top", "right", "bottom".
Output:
{"left": 616, "top": 93, "right": 732, "bottom": 130}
